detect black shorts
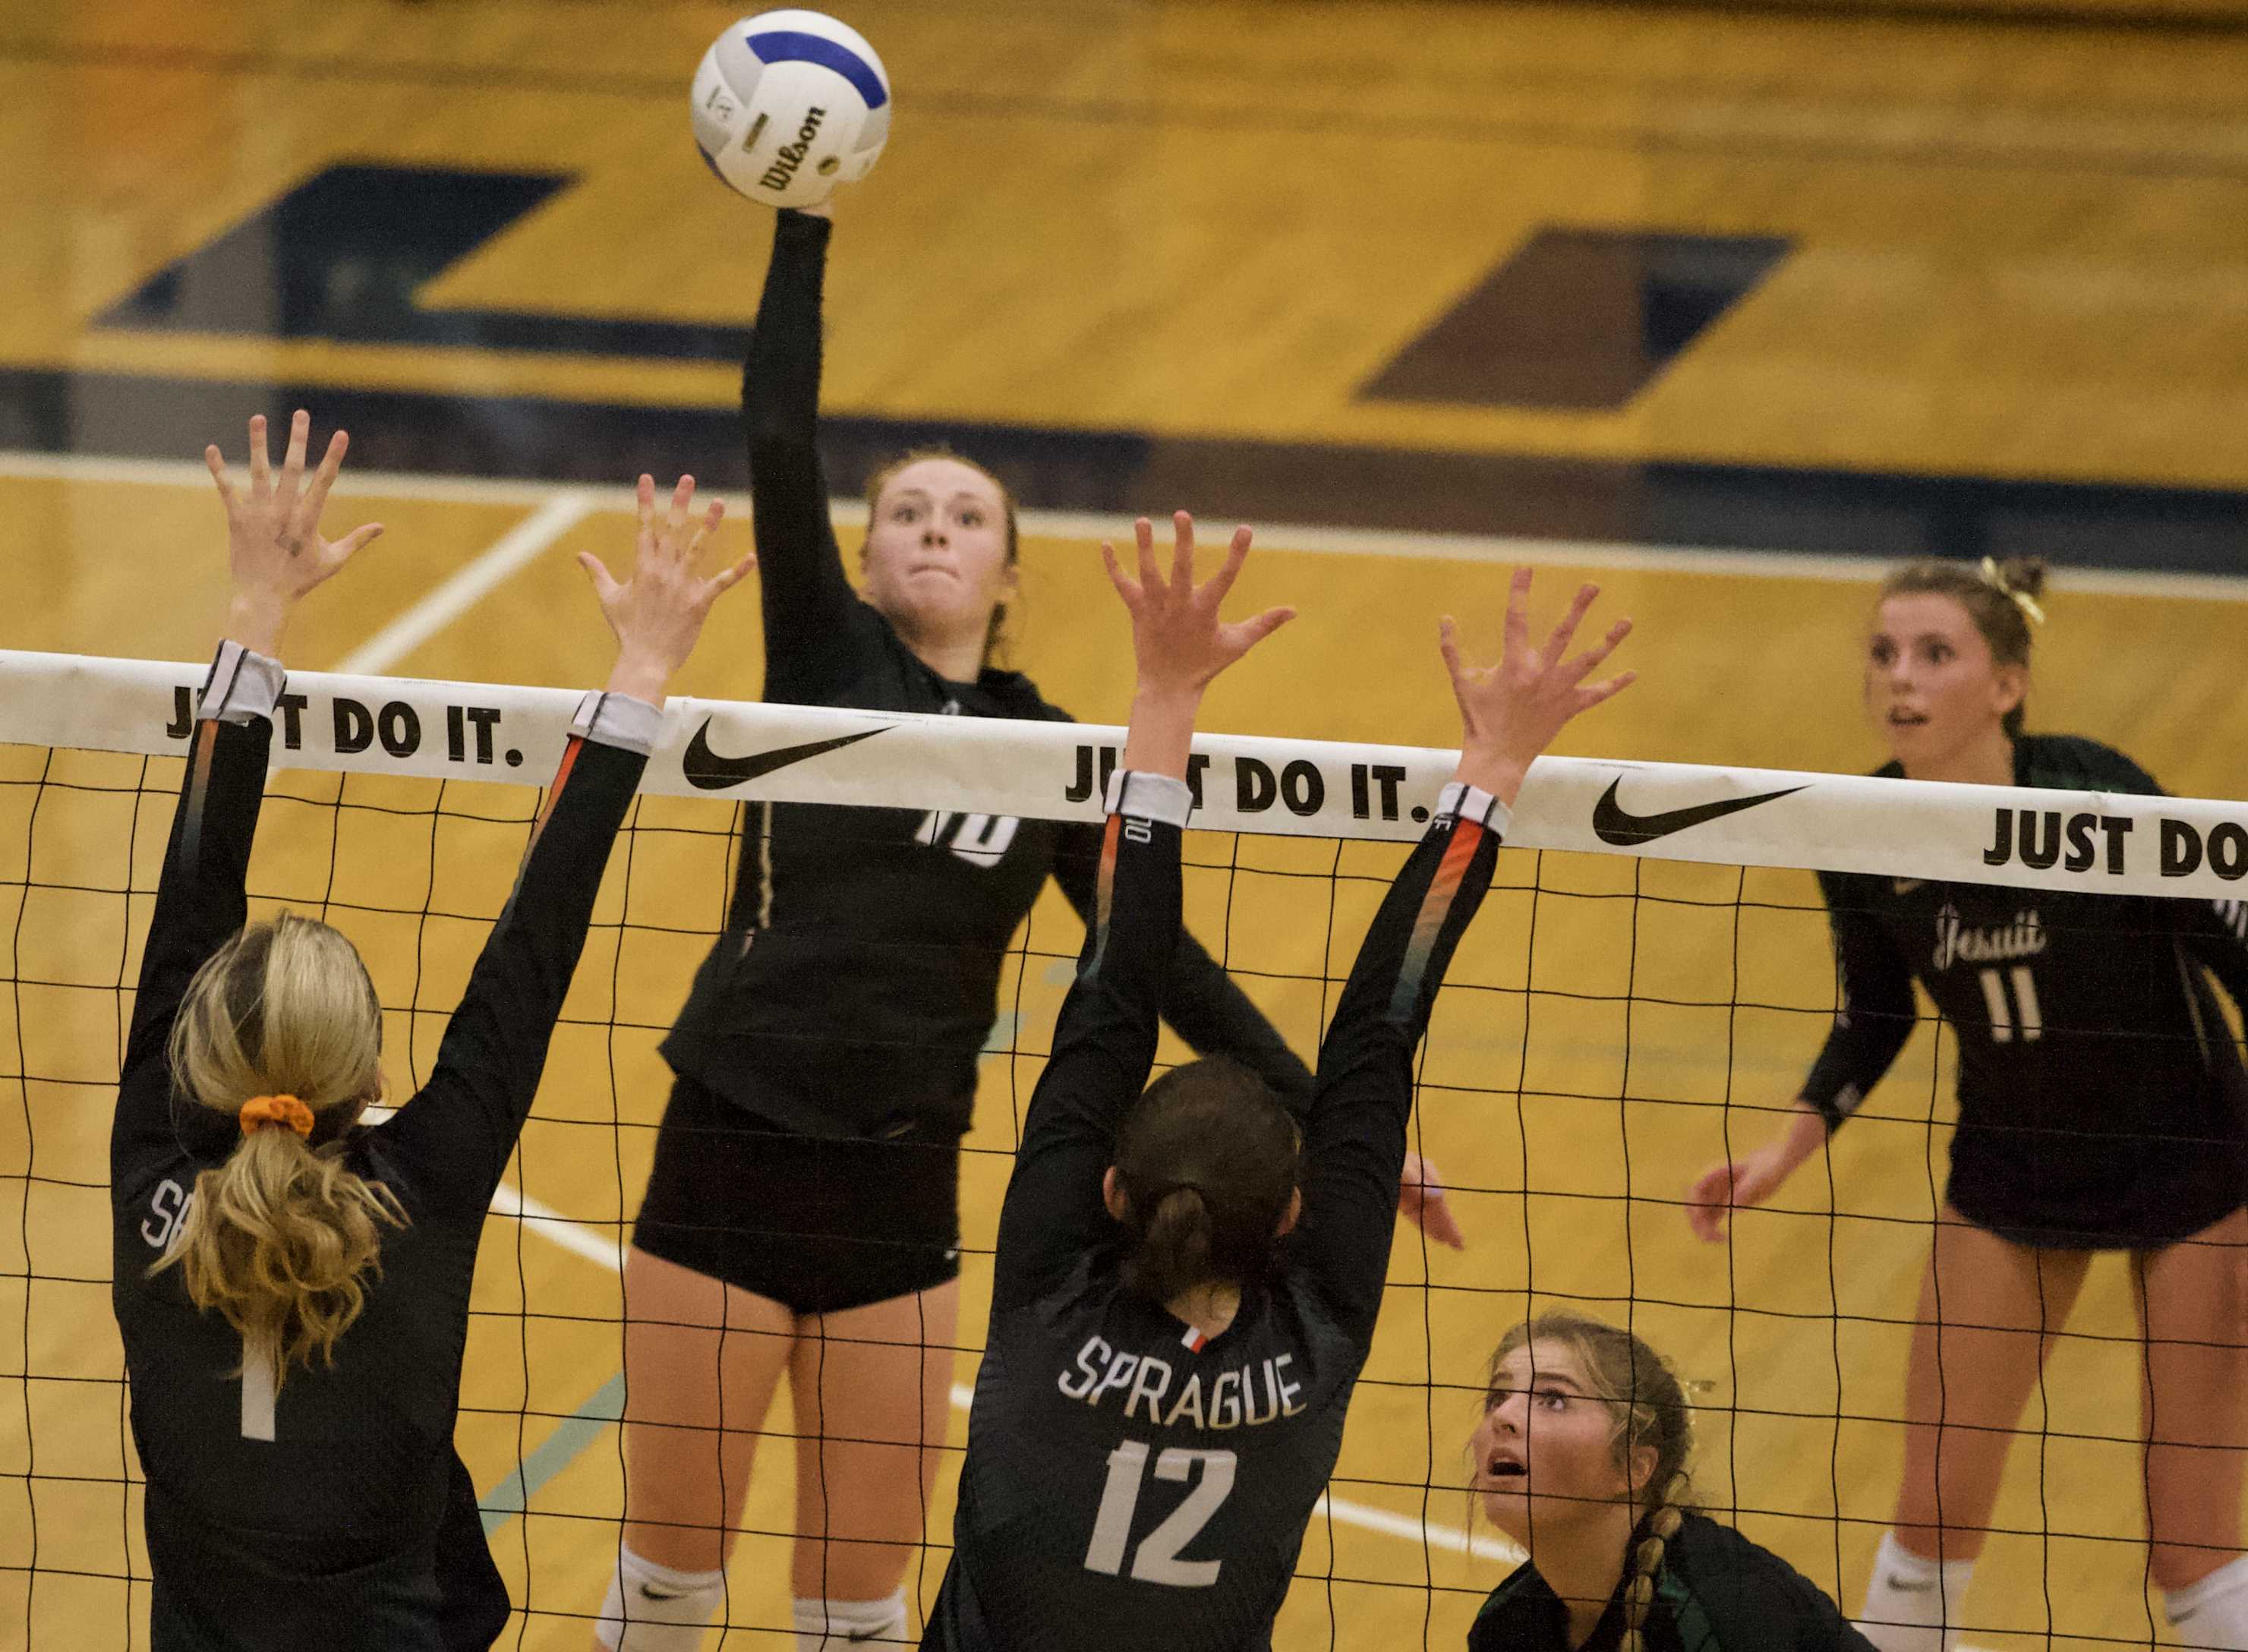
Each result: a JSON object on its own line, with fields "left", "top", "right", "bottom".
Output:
{"left": 632, "top": 1072, "right": 964, "bottom": 1316}
{"left": 1948, "top": 1130, "right": 2248, "bottom": 1252}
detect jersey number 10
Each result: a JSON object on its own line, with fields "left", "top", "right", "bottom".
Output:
{"left": 1978, "top": 966, "right": 2043, "bottom": 1043}
{"left": 1083, "top": 1439, "right": 1237, "bottom": 1587}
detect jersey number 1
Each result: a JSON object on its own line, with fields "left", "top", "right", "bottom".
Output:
{"left": 1978, "top": 966, "right": 2042, "bottom": 1043}
{"left": 1083, "top": 1440, "right": 1236, "bottom": 1587}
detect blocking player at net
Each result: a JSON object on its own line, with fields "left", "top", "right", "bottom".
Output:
{"left": 109, "top": 411, "right": 749, "bottom": 1651}
{"left": 600, "top": 198, "right": 1454, "bottom": 1652}
{"left": 1467, "top": 1313, "right": 1874, "bottom": 1651}
{"left": 926, "top": 523, "right": 1632, "bottom": 1650}
{"left": 1686, "top": 557, "right": 2248, "bottom": 1651}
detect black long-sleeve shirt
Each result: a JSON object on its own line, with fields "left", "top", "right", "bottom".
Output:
{"left": 110, "top": 645, "right": 654, "bottom": 1650}
{"left": 925, "top": 772, "right": 1505, "bottom": 1652}
{"left": 1799, "top": 734, "right": 2248, "bottom": 1244}
{"left": 660, "top": 209, "right": 1311, "bottom": 1139}
{"left": 1468, "top": 1512, "right": 1875, "bottom": 1652}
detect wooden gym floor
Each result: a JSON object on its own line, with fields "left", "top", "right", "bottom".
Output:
{"left": 5, "top": 1, "right": 2248, "bottom": 1648}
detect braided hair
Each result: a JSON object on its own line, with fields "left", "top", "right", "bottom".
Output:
{"left": 1487, "top": 1315, "right": 1695, "bottom": 1652}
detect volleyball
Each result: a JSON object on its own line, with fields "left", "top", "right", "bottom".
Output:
{"left": 690, "top": 11, "right": 891, "bottom": 209}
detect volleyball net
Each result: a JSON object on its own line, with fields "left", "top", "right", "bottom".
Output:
{"left": 5, "top": 646, "right": 2244, "bottom": 1650}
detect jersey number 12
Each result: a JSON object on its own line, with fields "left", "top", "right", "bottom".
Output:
{"left": 1978, "top": 966, "right": 2042, "bottom": 1043}
{"left": 1083, "top": 1439, "right": 1236, "bottom": 1587}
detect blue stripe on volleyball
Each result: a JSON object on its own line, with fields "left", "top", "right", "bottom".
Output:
{"left": 746, "top": 28, "right": 888, "bottom": 109}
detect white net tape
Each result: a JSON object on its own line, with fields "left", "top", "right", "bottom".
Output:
{"left": 8, "top": 648, "right": 2246, "bottom": 900}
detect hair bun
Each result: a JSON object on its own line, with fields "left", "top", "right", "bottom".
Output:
{"left": 1993, "top": 556, "right": 2048, "bottom": 603}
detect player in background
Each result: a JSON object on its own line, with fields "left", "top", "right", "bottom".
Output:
{"left": 1467, "top": 1313, "right": 1874, "bottom": 1651}
{"left": 112, "top": 411, "right": 748, "bottom": 1650}
{"left": 927, "top": 521, "right": 1632, "bottom": 1651}
{"left": 1686, "top": 559, "right": 2248, "bottom": 1651}
{"left": 598, "top": 203, "right": 1458, "bottom": 1652}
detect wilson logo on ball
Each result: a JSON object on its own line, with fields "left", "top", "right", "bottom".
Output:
{"left": 758, "top": 107, "right": 828, "bottom": 191}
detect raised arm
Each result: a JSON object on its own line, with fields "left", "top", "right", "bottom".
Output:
{"left": 742, "top": 204, "right": 867, "bottom": 701}
{"left": 379, "top": 476, "right": 752, "bottom": 1218}
{"left": 115, "top": 412, "right": 383, "bottom": 1179}
{"left": 1297, "top": 571, "right": 1635, "bottom": 1334}
{"left": 989, "top": 514, "right": 1294, "bottom": 1315}
{"left": 1685, "top": 872, "right": 1916, "bottom": 1243}
{"left": 1048, "top": 833, "right": 1315, "bottom": 1104}
{"left": 1044, "top": 837, "right": 1487, "bottom": 1247}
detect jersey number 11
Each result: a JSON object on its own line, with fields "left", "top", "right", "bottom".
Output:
{"left": 1978, "top": 966, "right": 2043, "bottom": 1043}
{"left": 1083, "top": 1439, "right": 1237, "bottom": 1587}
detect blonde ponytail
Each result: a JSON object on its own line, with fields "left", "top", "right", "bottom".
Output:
{"left": 151, "top": 914, "right": 402, "bottom": 1386}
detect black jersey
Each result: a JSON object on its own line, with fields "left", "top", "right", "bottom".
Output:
{"left": 660, "top": 209, "right": 1310, "bottom": 1139}
{"left": 1468, "top": 1512, "right": 1875, "bottom": 1652}
{"left": 1800, "top": 734, "right": 2248, "bottom": 1247}
{"left": 926, "top": 771, "right": 1505, "bottom": 1652}
{"left": 110, "top": 645, "right": 654, "bottom": 1651}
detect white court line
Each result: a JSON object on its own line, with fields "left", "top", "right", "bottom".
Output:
{"left": 487, "top": 1178, "right": 629, "bottom": 1274}
{"left": 8, "top": 446, "right": 2247, "bottom": 604}
{"left": 333, "top": 492, "right": 594, "bottom": 675}
{"left": 488, "top": 1179, "right": 1526, "bottom": 1566}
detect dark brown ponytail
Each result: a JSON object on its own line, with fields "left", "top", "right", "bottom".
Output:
{"left": 1115, "top": 1057, "right": 1300, "bottom": 1305}
{"left": 1124, "top": 1187, "right": 1218, "bottom": 1307}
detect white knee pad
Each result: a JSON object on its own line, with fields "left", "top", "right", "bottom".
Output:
{"left": 594, "top": 1546, "right": 728, "bottom": 1652}
{"left": 793, "top": 1589, "right": 909, "bottom": 1648}
{"left": 2168, "top": 1553, "right": 2248, "bottom": 1650}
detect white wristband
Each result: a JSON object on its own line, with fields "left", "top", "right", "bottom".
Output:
{"left": 1102, "top": 769, "right": 1194, "bottom": 828}
{"left": 569, "top": 691, "right": 662, "bottom": 755}
{"left": 1434, "top": 780, "right": 1509, "bottom": 835}
{"left": 200, "top": 642, "right": 286, "bottom": 725}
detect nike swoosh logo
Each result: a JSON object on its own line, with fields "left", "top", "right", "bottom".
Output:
{"left": 639, "top": 1584, "right": 686, "bottom": 1600}
{"left": 682, "top": 719, "right": 891, "bottom": 790}
{"left": 1591, "top": 778, "right": 1808, "bottom": 846}
{"left": 1883, "top": 1576, "right": 1936, "bottom": 1594}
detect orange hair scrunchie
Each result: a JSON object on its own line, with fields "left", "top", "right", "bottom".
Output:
{"left": 238, "top": 1093, "right": 315, "bottom": 1139}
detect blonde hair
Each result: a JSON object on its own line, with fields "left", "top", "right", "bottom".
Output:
{"left": 863, "top": 446, "right": 1021, "bottom": 665}
{"left": 1879, "top": 556, "right": 2049, "bottom": 738}
{"left": 150, "top": 914, "right": 403, "bottom": 1387}
{"left": 1489, "top": 1314, "right": 1694, "bottom": 1652}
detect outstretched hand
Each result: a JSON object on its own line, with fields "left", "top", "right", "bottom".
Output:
{"left": 577, "top": 474, "right": 755, "bottom": 705}
{"left": 206, "top": 410, "right": 384, "bottom": 657}
{"left": 1440, "top": 568, "right": 1635, "bottom": 804}
{"left": 1101, "top": 512, "right": 1295, "bottom": 701}
{"left": 1100, "top": 512, "right": 1294, "bottom": 780}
